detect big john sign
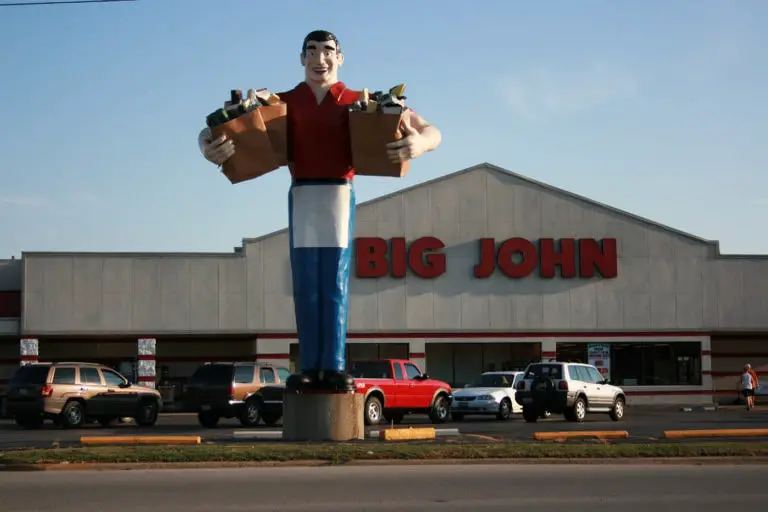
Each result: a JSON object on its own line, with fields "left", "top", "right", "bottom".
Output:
{"left": 354, "top": 237, "right": 618, "bottom": 280}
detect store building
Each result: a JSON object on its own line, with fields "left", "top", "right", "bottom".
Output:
{"left": 1, "top": 162, "right": 767, "bottom": 405}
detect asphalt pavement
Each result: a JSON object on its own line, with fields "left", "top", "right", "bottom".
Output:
{"left": 1, "top": 463, "right": 766, "bottom": 511}
{"left": 1, "top": 406, "right": 767, "bottom": 449}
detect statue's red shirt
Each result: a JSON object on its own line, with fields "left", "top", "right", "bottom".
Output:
{"left": 277, "top": 81, "right": 361, "bottom": 180}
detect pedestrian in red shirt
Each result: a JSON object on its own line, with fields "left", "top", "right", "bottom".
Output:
{"left": 197, "top": 30, "right": 442, "bottom": 392}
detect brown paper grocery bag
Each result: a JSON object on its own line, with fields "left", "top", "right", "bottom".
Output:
{"left": 349, "top": 111, "right": 411, "bottom": 177}
{"left": 211, "top": 103, "right": 287, "bottom": 184}
{"left": 259, "top": 103, "right": 289, "bottom": 167}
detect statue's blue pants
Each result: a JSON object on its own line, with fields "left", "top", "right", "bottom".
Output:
{"left": 288, "top": 178, "right": 355, "bottom": 374}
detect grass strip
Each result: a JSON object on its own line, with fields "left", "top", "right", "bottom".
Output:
{"left": 4, "top": 441, "right": 768, "bottom": 466}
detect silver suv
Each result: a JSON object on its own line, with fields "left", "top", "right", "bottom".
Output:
{"left": 514, "top": 361, "right": 626, "bottom": 423}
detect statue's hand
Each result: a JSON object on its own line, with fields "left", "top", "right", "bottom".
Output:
{"left": 385, "top": 116, "right": 426, "bottom": 163}
{"left": 198, "top": 127, "right": 235, "bottom": 166}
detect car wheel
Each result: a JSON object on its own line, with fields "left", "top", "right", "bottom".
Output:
{"left": 570, "top": 396, "right": 587, "bottom": 423}
{"left": 135, "top": 400, "right": 159, "bottom": 427}
{"left": 364, "top": 396, "right": 383, "bottom": 426}
{"left": 522, "top": 407, "right": 539, "bottom": 423}
{"left": 451, "top": 413, "right": 465, "bottom": 421}
{"left": 239, "top": 398, "right": 261, "bottom": 427}
{"left": 610, "top": 396, "right": 625, "bottom": 421}
{"left": 496, "top": 399, "right": 512, "bottom": 421}
{"left": 429, "top": 395, "right": 450, "bottom": 424}
{"left": 198, "top": 411, "right": 220, "bottom": 428}
{"left": 60, "top": 400, "right": 85, "bottom": 429}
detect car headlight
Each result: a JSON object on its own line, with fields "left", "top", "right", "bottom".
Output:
{"left": 477, "top": 395, "right": 495, "bottom": 401}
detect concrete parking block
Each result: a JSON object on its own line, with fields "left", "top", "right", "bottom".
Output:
{"left": 533, "top": 431, "right": 630, "bottom": 441}
{"left": 79, "top": 436, "right": 201, "bottom": 445}
{"left": 369, "top": 428, "right": 460, "bottom": 439}
{"left": 664, "top": 428, "right": 768, "bottom": 439}
{"left": 378, "top": 427, "right": 437, "bottom": 441}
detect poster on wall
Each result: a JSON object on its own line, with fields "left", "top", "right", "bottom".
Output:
{"left": 587, "top": 343, "right": 611, "bottom": 381}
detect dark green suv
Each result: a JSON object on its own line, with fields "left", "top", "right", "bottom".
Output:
{"left": 183, "top": 362, "right": 289, "bottom": 428}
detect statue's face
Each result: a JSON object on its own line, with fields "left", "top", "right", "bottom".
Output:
{"left": 300, "top": 39, "right": 343, "bottom": 86}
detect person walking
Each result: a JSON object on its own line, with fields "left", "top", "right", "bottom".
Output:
{"left": 746, "top": 363, "right": 759, "bottom": 387}
{"left": 742, "top": 365, "right": 755, "bottom": 411}
{"left": 746, "top": 363, "right": 759, "bottom": 405}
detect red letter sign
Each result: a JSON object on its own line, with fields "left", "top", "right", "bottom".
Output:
{"left": 497, "top": 238, "right": 537, "bottom": 278}
{"left": 390, "top": 237, "right": 407, "bottom": 278}
{"left": 579, "top": 238, "right": 618, "bottom": 278}
{"left": 355, "top": 237, "right": 388, "bottom": 278}
{"left": 354, "top": 236, "right": 617, "bottom": 280}
{"left": 409, "top": 236, "right": 446, "bottom": 278}
{"left": 473, "top": 238, "right": 496, "bottom": 278}
{"left": 539, "top": 238, "right": 577, "bottom": 278}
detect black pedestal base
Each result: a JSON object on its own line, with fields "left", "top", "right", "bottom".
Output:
{"left": 285, "top": 370, "right": 355, "bottom": 394}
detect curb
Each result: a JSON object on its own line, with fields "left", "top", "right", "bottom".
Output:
{"left": 233, "top": 431, "right": 282, "bottom": 440}
{"left": 4, "top": 456, "right": 768, "bottom": 472}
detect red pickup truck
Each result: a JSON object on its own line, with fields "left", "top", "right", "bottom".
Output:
{"left": 349, "top": 359, "right": 453, "bottom": 425}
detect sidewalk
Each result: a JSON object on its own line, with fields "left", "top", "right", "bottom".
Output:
{"left": 715, "top": 403, "right": 767, "bottom": 411}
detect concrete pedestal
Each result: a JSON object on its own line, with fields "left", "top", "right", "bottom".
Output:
{"left": 282, "top": 392, "right": 365, "bottom": 442}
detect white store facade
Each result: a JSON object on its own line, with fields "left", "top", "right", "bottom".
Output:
{"left": 2, "top": 163, "right": 767, "bottom": 405}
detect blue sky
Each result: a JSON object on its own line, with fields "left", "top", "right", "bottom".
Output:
{"left": 0, "top": 0, "right": 766, "bottom": 257}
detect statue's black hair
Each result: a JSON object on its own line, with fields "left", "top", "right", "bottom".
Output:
{"left": 302, "top": 30, "right": 340, "bottom": 55}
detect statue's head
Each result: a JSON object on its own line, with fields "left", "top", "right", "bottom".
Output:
{"left": 300, "top": 30, "right": 343, "bottom": 87}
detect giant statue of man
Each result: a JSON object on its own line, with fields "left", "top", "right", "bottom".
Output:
{"left": 197, "top": 30, "right": 442, "bottom": 393}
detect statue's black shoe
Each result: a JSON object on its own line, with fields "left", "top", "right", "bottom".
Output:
{"left": 285, "top": 371, "right": 316, "bottom": 393}
{"left": 318, "top": 371, "right": 356, "bottom": 393}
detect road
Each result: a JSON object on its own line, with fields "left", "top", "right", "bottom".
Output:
{"left": 1, "top": 406, "right": 767, "bottom": 448}
{"left": 1, "top": 463, "right": 766, "bottom": 511}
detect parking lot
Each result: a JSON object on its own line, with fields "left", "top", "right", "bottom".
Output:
{"left": 1, "top": 405, "right": 765, "bottom": 450}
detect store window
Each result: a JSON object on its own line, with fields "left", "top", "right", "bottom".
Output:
{"left": 612, "top": 342, "right": 701, "bottom": 386}
{"left": 556, "top": 341, "right": 702, "bottom": 386}
{"left": 556, "top": 343, "right": 587, "bottom": 363}
{"left": 425, "top": 342, "right": 541, "bottom": 387}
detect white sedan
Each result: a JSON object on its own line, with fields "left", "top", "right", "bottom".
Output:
{"left": 450, "top": 371, "right": 524, "bottom": 421}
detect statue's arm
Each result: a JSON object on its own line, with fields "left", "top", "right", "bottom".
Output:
{"left": 404, "top": 108, "right": 442, "bottom": 153}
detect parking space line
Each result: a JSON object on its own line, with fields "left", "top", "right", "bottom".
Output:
{"left": 462, "top": 433, "right": 501, "bottom": 442}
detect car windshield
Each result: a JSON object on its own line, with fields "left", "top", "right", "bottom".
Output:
{"left": 468, "top": 374, "right": 514, "bottom": 388}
